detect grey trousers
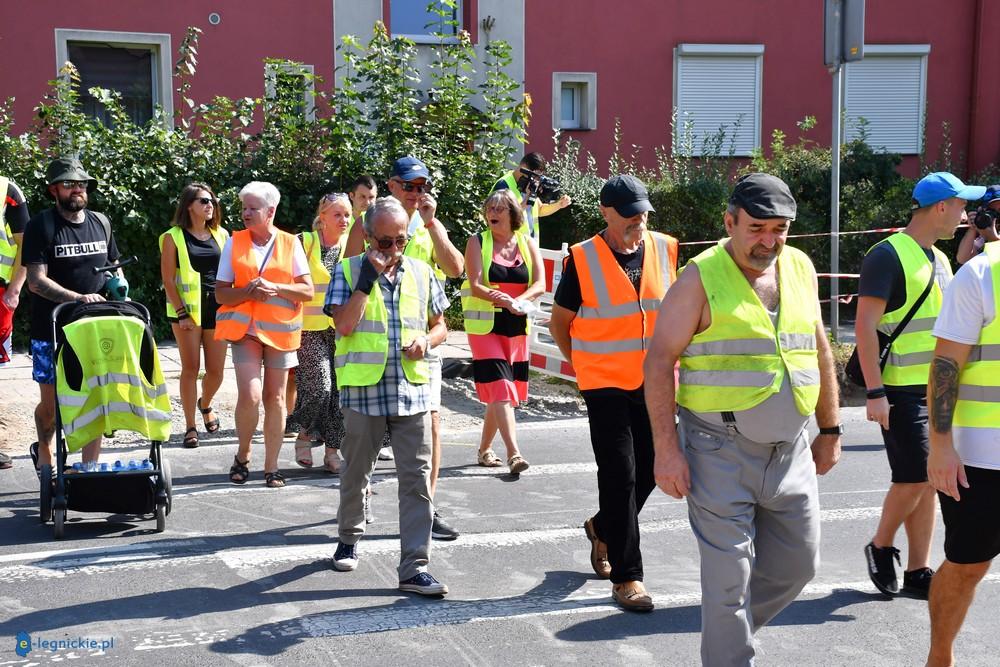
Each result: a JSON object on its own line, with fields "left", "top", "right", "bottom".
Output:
{"left": 338, "top": 409, "right": 433, "bottom": 581}
{"left": 679, "top": 410, "right": 820, "bottom": 667}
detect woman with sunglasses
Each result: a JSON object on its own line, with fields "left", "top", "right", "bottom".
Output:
{"left": 462, "top": 189, "right": 545, "bottom": 474}
{"left": 286, "top": 192, "right": 351, "bottom": 473}
{"left": 160, "top": 183, "right": 230, "bottom": 448}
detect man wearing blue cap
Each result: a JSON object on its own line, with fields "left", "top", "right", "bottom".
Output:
{"left": 856, "top": 171, "right": 985, "bottom": 600}
{"left": 956, "top": 185, "right": 1000, "bottom": 265}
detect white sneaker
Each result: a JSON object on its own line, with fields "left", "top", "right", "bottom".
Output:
{"left": 377, "top": 446, "right": 394, "bottom": 461}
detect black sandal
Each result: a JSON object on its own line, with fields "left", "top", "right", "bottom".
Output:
{"left": 229, "top": 456, "right": 250, "bottom": 484}
{"left": 198, "top": 397, "right": 220, "bottom": 433}
{"left": 182, "top": 426, "right": 199, "bottom": 449}
{"left": 264, "top": 470, "right": 286, "bottom": 488}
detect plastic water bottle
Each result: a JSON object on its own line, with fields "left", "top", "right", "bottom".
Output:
{"left": 140, "top": 459, "right": 153, "bottom": 470}
{"left": 99, "top": 462, "right": 109, "bottom": 472}
{"left": 85, "top": 461, "right": 97, "bottom": 473}
{"left": 127, "top": 460, "right": 138, "bottom": 470}
{"left": 72, "top": 462, "right": 83, "bottom": 473}
{"left": 113, "top": 460, "right": 124, "bottom": 471}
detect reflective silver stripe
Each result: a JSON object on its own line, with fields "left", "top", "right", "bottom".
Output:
{"left": 334, "top": 351, "right": 385, "bottom": 368}
{"left": 682, "top": 338, "right": 777, "bottom": 357}
{"left": 578, "top": 301, "right": 643, "bottom": 319}
{"left": 64, "top": 402, "right": 170, "bottom": 436}
{"left": 678, "top": 369, "right": 776, "bottom": 387}
{"left": 460, "top": 288, "right": 473, "bottom": 297}
{"left": 86, "top": 372, "right": 168, "bottom": 400}
{"left": 463, "top": 311, "right": 494, "bottom": 320}
{"left": 216, "top": 311, "right": 251, "bottom": 325}
{"left": 968, "top": 344, "right": 1000, "bottom": 363}
{"left": 580, "top": 239, "right": 612, "bottom": 308}
{"left": 573, "top": 337, "right": 649, "bottom": 354}
{"left": 353, "top": 319, "right": 387, "bottom": 334}
{"left": 886, "top": 349, "right": 934, "bottom": 367}
{"left": 958, "top": 384, "right": 1000, "bottom": 403}
{"left": 59, "top": 395, "right": 89, "bottom": 406}
{"left": 263, "top": 296, "right": 297, "bottom": 311}
{"left": 789, "top": 368, "right": 821, "bottom": 387}
{"left": 347, "top": 256, "right": 363, "bottom": 284}
{"left": 303, "top": 305, "right": 326, "bottom": 315}
{"left": 255, "top": 320, "right": 301, "bottom": 333}
{"left": 0, "top": 255, "right": 15, "bottom": 267}
{"left": 877, "top": 316, "right": 937, "bottom": 336}
{"left": 653, "top": 235, "right": 672, "bottom": 287}
{"left": 313, "top": 281, "right": 329, "bottom": 292}
{"left": 779, "top": 332, "right": 817, "bottom": 351}
{"left": 401, "top": 317, "right": 426, "bottom": 331}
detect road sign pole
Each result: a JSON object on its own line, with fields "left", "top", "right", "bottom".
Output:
{"left": 831, "top": 65, "right": 842, "bottom": 341}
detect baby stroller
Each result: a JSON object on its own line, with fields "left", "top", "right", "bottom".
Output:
{"left": 39, "top": 262, "right": 173, "bottom": 539}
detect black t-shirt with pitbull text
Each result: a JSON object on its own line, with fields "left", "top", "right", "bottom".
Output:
{"left": 22, "top": 208, "right": 120, "bottom": 341}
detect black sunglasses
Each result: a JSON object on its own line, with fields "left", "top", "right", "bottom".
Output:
{"left": 394, "top": 180, "right": 431, "bottom": 194}
{"left": 374, "top": 236, "right": 409, "bottom": 250}
{"left": 197, "top": 197, "right": 216, "bottom": 205}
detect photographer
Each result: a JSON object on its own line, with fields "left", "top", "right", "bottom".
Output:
{"left": 956, "top": 185, "right": 1000, "bottom": 265}
{"left": 493, "top": 152, "right": 571, "bottom": 239}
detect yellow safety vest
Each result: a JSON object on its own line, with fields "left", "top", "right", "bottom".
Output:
{"left": 301, "top": 230, "right": 345, "bottom": 331}
{"left": 158, "top": 226, "right": 228, "bottom": 327}
{"left": 56, "top": 315, "right": 171, "bottom": 452}
{"left": 0, "top": 176, "right": 16, "bottom": 283}
{"left": 498, "top": 171, "right": 542, "bottom": 237}
{"left": 875, "top": 232, "right": 951, "bottom": 387}
{"left": 677, "top": 242, "right": 821, "bottom": 415}
{"left": 403, "top": 214, "right": 447, "bottom": 281}
{"left": 461, "top": 230, "right": 534, "bottom": 335}
{"left": 334, "top": 255, "right": 431, "bottom": 389}
{"left": 953, "top": 241, "right": 1000, "bottom": 430}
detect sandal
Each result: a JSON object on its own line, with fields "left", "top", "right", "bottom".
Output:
{"left": 323, "top": 447, "right": 341, "bottom": 475}
{"left": 198, "top": 397, "right": 220, "bottom": 433}
{"left": 507, "top": 454, "right": 530, "bottom": 474}
{"left": 182, "top": 426, "right": 199, "bottom": 449}
{"left": 264, "top": 470, "right": 287, "bottom": 488}
{"left": 229, "top": 455, "right": 250, "bottom": 485}
{"left": 294, "top": 437, "right": 316, "bottom": 468}
{"left": 477, "top": 449, "right": 503, "bottom": 467}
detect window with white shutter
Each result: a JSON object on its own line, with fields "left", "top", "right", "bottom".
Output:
{"left": 844, "top": 45, "right": 929, "bottom": 155}
{"left": 673, "top": 44, "right": 763, "bottom": 157}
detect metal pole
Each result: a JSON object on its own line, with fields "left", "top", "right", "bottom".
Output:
{"left": 830, "top": 65, "right": 842, "bottom": 342}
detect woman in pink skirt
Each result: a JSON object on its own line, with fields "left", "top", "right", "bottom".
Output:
{"left": 462, "top": 190, "right": 545, "bottom": 474}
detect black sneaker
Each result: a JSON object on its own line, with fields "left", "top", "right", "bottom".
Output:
{"left": 431, "top": 510, "right": 459, "bottom": 541}
{"left": 332, "top": 542, "right": 359, "bottom": 571}
{"left": 399, "top": 572, "right": 448, "bottom": 596}
{"left": 903, "top": 567, "right": 935, "bottom": 599}
{"left": 865, "top": 541, "right": 901, "bottom": 596}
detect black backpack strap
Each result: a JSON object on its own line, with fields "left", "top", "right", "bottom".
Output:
{"left": 92, "top": 211, "right": 112, "bottom": 244}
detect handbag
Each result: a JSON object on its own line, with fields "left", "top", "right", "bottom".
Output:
{"left": 845, "top": 260, "right": 936, "bottom": 387}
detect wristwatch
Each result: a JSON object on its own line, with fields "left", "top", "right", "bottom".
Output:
{"left": 818, "top": 424, "right": 845, "bottom": 436}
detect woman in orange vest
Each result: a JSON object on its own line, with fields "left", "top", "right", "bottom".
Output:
{"left": 215, "top": 181, "right": 313, "bottom": 488}
{"left": 287, "top": 192, "right": 350, "bottom": 473}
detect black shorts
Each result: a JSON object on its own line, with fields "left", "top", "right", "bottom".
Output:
{"left": 939, "top": 466, "right": 1000, "bottom": 564}
{"left": 880, "top": 389, "right": 929, "bottom": 483}
{"left": 167, "top": 290, "right": 219, "bottom": 330}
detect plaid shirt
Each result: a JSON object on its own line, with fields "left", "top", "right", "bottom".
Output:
{"left": 325, "top": 257, "right": 449, "bottom": 416}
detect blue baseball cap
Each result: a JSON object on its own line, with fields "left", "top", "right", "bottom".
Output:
{"left": 983, "top": 185, "right": 1000, "bottom": 205}
{"left": 390, "top": 156, "right": 432, "bottom": 183}
{"left": 911, "top": 172, "right": 986, "bottom": 209}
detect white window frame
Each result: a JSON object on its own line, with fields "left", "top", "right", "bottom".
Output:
{"left": 264, "top": 62, "right": 317, "bottom": 122}
{"left": 390, "top": 0, "right": 463, "bottom": 45}
{"left": 673, "top": 43, "right": 764, "bottom": 157}
{"left": 551, "top": 72, "right": 597, "bottom": 131}
{"left": 844, "top": 44, "right": 930, "bottom": 155}
{"left": 55, "top": 29, "right": 172, "bottom": 128}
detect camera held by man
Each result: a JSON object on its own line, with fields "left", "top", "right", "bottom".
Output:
{"left": 957, "top": 185, "right": 1000, "bottom": 265}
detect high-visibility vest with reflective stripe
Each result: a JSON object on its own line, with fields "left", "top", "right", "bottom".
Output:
{"left": 677, "top": 242, "right": 820, "bottom": 415}
{"left": 334, "top": 255, "right": 431, "bottom": 389}
{"left": 158, "top": 225, "right": 228, "bottom": 327}
{"left": 403, "top": 213, "right": 447, "bottom": 281}
{"left": 56, "top": 315, "right": 171, "bottom": 452}
{"left": 875, "top": 232, "right": 951, "bottom": 387}
{"left": 953, "top": 241, "right": 1000, "bottom": 431}
{"left": 0, "top": 176, "right": 16, "bottom": 283}
{"left": 569, "top": 231, "right": 678, "bottom": 391}
{"left": 498, "top": 171, "right": 542, "bottom": 237}
{"left": 461, "top": 230, "right": 535, "bottom": 335}
{"left": 215, "top": 229, "right": 305, "bottom": 351}
{"left": 301, "top": 230, "right": 345, "bottom": 331}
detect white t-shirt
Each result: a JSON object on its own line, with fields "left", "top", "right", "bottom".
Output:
{"left": 216, "top": 232, "right": 310, "bottom": 283}
{"left": 933, "top": 253, "right": 999, "bottom": 469}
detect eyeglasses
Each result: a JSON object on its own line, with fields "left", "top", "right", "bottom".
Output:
{"left": 393, "top": 180, "right": 431, "bottom": 194}
{"left": 197, "top": 197, "right": 216, "bottom": 206}
{"left": 322, "top": 192, "right": 348, "bottom": 202}
{"left": 373, "top": 236, "right": 409, "bottom": 250}
{"left": 58, "top": 180, "right": 88, "bottom": 190}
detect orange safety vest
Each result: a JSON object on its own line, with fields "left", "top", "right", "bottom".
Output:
{"left": 215, "top": 229, "right": 304, "bottom": 351}
{"left": 569, "top": 230, "right": 678, "bottom": 390}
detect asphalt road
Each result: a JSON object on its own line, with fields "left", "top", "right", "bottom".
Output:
{"left": 1, "top": 404, "right": 998, "bottom": 666}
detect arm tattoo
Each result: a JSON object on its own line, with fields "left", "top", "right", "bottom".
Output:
{"left": 930, "top": 356, "right": 961, "bottom": 434}
{"left": 27, "top": 264, "right": 79, "bottom": 303}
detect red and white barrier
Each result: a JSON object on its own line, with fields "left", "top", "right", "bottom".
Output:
{"left": 528, "top": 243, "right": 576, "bottom": 382}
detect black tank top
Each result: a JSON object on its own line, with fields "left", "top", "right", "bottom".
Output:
{"left": 181, "top": 228, "right": 222, "bottom": 291}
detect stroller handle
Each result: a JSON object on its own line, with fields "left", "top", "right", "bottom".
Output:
{"left": 92, "top": 255, "right": 138, "bottom": 274}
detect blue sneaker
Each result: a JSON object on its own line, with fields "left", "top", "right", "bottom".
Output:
{"left": 332, "top": 542, "right": 359, "bottom": 571}
{"left": 399, "top": 572, "right": 448, "bottom": 596}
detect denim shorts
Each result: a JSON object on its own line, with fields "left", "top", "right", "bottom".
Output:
{"left": 30, "top": 339, "right": 56, "bottom": 385}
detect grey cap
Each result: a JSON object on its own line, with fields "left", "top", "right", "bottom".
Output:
{"left": 730, "top": 173, "right": 796, "bottom": 221}
{"left": 46, "top": 157, "right": 97, "bottom": 192}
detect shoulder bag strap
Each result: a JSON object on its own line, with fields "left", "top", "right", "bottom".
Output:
{"left": 879, "top": 258, "right": 937, "bottom": 367}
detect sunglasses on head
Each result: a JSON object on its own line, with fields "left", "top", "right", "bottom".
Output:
{"left": 197, "top": 197, "right": 216, "bottom": 205}
{"left": 322, "top": 192, "right": 348, "bottom": 202}
{"left": 373, "top": 236, "right": 409, "bottom": 250}
{"left": 395, "top": 181, "right": 431, "bottom": 194}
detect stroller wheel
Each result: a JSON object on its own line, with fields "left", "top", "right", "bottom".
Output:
{"left": 39, "top": 465, "right": 53, "bottom": 524}
{"left": 53, "top": 508, "right": 66, "bottom": 539}
{"left": 161, "top": 459, "right": 173, "bottom": 516}
{"left": 154, "top": 503, "right": 166, "bottom": 533}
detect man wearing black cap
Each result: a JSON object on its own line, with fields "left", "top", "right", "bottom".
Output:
{"left": 21, "top": 157, "right": 120, "bottom": 471}
{"left": 956, "top": 184, "right": 1000, "bottom": 265}
{"left": 644, "top": 173, "right": 841, "bottom": 664}
{"left": 549, "top": 174, "right": 678, "bottom": 612}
